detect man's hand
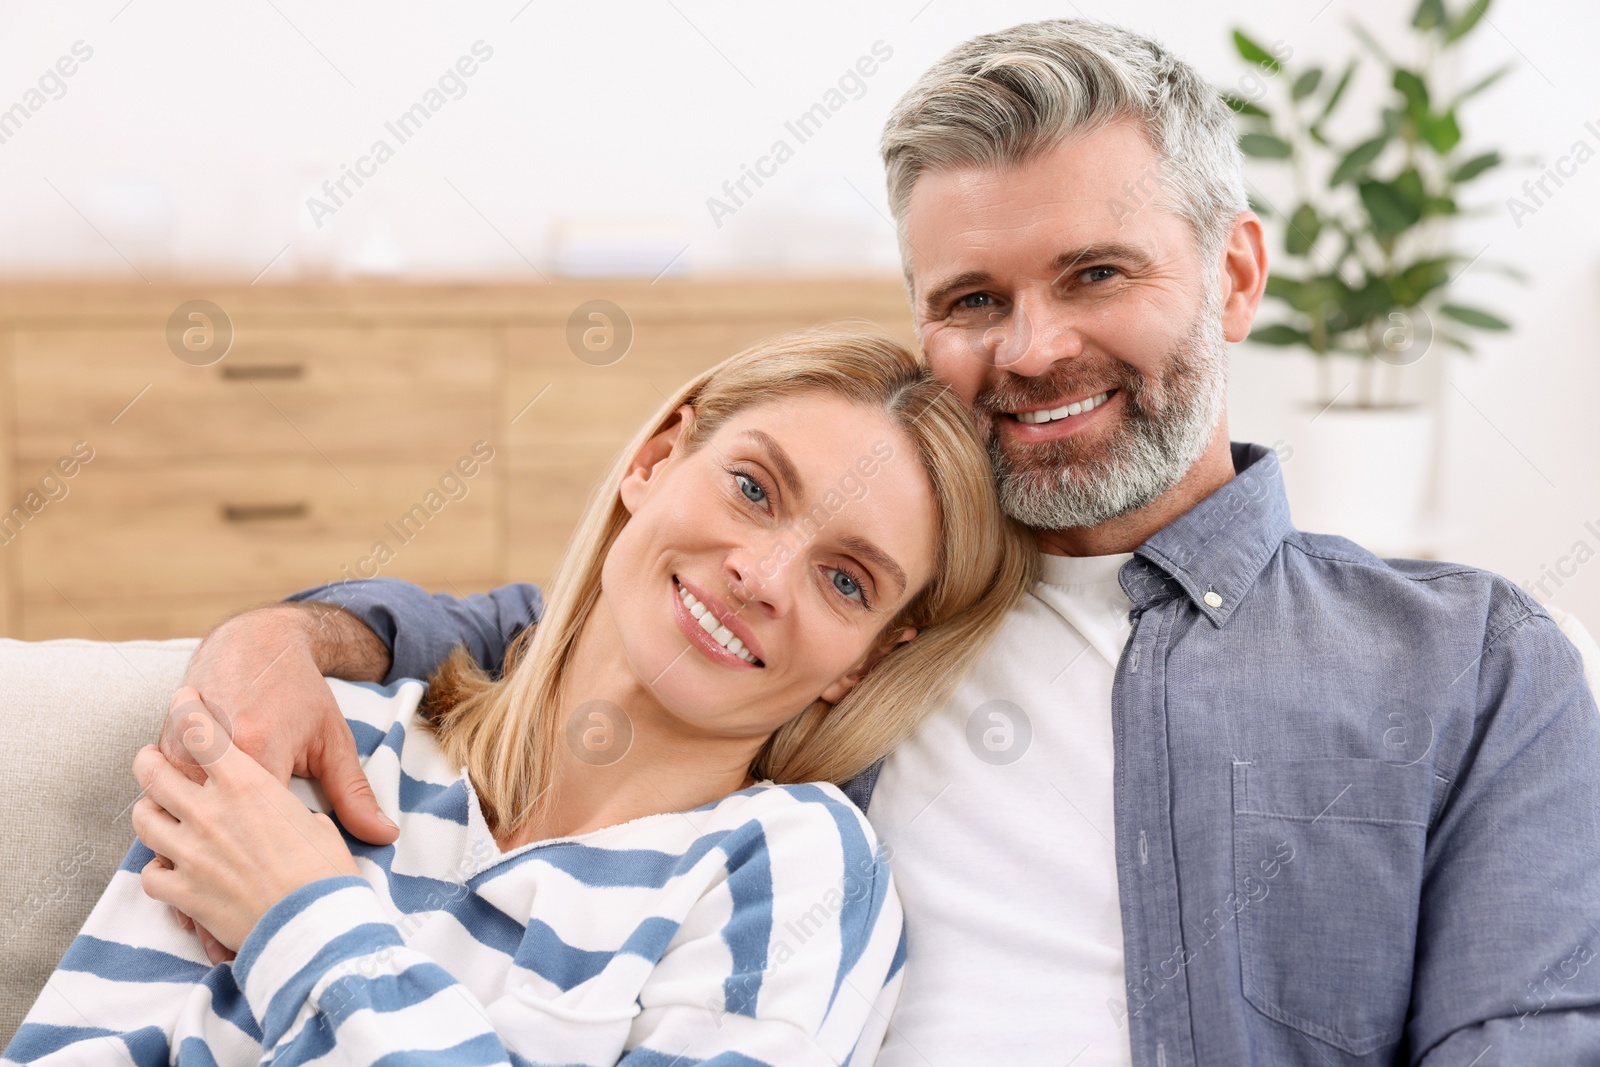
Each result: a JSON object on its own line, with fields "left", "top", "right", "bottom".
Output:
{"left": 159, "top": 602, "right": 399, "bottom": 846}
{"left": 137, "top": 690, "right": 363, "bottom": 953}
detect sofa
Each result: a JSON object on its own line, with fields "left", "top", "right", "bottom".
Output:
{"left": 0, "top": 637, "right": 199, "bottom": 1051}
{"left": 4, "top": 612, "right": 1599, "bottom": 1049}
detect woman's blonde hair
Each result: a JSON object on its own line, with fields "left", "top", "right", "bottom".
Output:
{"left": 419, "top": 325, "right": 1036, "bottom": 835}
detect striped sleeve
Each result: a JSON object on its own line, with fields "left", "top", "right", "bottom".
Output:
{"left": 229, "top": 788, "right": 904, "bottom": 1067}
{"left": 2, "top": 839, "right": 267, "bottom": 1065}
{"left": 617, "top": 784, "right": 905, "bottom": 1065}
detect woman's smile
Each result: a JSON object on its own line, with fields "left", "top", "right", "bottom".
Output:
{"left": 671, "top": 574, "right": 765, "bottom": 669}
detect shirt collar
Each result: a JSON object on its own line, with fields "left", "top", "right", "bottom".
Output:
{"left": 1120, "top": 442, "right": 1293, "bottom": 627}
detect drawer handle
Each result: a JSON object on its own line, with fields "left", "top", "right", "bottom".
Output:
{"left": 222, "top": 502, "right": 308, "bottom": 522}
{"left": 221, "top": 363, "right": 305, "bottom": 381}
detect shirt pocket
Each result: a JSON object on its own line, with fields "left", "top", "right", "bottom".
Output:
{"left": 1231, "top": 757, "right": 1434, "bottom": 1056}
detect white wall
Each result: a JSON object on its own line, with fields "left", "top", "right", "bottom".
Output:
{"left": 3, "top": 0, "right": 1597, "bottom": 626}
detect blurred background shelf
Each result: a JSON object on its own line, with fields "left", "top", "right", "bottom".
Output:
{"left": 0, "top": 279, "right": 916, "bottom": 640}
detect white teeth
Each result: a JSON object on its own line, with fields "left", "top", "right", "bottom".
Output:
{"left": 677, "top": 581, "right": 758, "bottom": 663}
{"left": 1016, "top": 390, "right": 1111, "bottom": 425}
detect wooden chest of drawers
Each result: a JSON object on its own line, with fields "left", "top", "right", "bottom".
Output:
{"left": 0, "top": 280, "right": 915, "bottom": 639}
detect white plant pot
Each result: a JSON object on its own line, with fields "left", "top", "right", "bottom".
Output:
{"left": 1282, "top": 403, "right": 1436, "bottom": 557}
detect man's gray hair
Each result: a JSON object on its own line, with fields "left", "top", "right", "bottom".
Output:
{"left": 881, "top": 18, "right": 1248, "bottom": 268}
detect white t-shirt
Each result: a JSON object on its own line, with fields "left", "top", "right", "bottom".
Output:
{"left": 870, "top": 550, "right": 1136, "bottom": 1066}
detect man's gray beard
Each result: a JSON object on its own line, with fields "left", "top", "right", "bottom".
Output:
{"left": 981, "top": 294, "right": 1229, "bottom": 532}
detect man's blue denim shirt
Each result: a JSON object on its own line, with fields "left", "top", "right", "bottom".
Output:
{"left": 289, "top": 442, "right": 1600, "bottom": 1065}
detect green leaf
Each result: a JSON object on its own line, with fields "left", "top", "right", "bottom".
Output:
{"left": 1305, "top": 275, "right": 1354, "bottom": 311}
{"left": 1346, "top": 275, "right": 1400, "bottom": 322}
{"left": 1222, "top": 92, "right": 1270, "bottom": 118}
{"left": 1292, "top": 68, "right": 1324, "bottom": 101}
{"left": 1360, "top": 178, "right": 1424, "bottom": 237}
{"left": 1264, "top": 274, "right": 1304, "bottom": 305}
{"left": 1286, "top": 203, "right": 1322, "bottom": 255}
{"left": 1348, "top": 20, "right": 1395, "bottom": 65}
{"left": 1266, "top": 273, "right": 1349, "bottom": 317}
{"left": 1440, "top": 303, "right": 1511, "bottom": 329}
{"left": 1479, "top": 260, "right": 1529, "bottom": 283}
{"left": 1394, "top": 69, "right": 1431, "bottom": 118}
{"left": 1394, "top": 166, "right": 1427, "bottom": 209}
{"left": 1446, "top": 0, "right": 1491, "bottom": 42}
{"left": 1452, "top": 63, "right": 1512, "bottom": 105}
{"left": 1233, "top": 30, "right": 1281, "bottom": 74}
{"left": 1240, "top": 132, "right": 1294, "bottom": 158}
{"left": 1330, "top": 135, "right": 1389, "bottom": 185}
{"left": 1390, "top": 257, "right": 1453, "bottom": 304}
{"left": 1247, "top": 194, "right": 1276, "bottom": 218}
{"left": 1423, "top": 194, "right": 1459, "bottom": 217}
{"left": 1451, "top": 150, "right": 1502, "bottom": 182}
{"left": 1413, "top": 0, "right": 1448, "bottom": 30}
{"left": 1317, "top": 61, "right": 1358, "bottom": 124}
{"left": 1250, "top": 323, "right": 1310, "bottom": 345}
{"left": 1308, "top": 124, "right": 1331, "bottom": 147}
{"left": 1420, "top": 110, "right": 1462, "bottom": 153}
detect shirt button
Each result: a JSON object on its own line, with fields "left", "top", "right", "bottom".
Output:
{"left": 1204, "top": 590, "right": 1224, "bottom": 608}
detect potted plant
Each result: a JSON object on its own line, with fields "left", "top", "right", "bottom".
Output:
{"left": 1225, "top": 0, "right": 1515, "bottom": 554}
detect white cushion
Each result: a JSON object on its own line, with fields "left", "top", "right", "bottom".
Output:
{"left": 0, "top": 637, "right": 198, "bottom": 1049}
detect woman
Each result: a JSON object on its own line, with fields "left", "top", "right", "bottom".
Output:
{"left": 5, "top": 327, "right": 1035, "bottom": 1065}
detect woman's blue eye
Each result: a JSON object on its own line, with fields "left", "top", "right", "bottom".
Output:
{"left": 830, "top": 568, "right": 862, "bottom": 601}
{"left": 733, "top": 471, "right": 767, "bottom": 505}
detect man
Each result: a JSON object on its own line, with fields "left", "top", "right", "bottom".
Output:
{"left": 161, "top": 18, "right": 1600, "bottom": 1066}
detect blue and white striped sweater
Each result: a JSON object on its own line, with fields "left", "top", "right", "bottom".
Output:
{"left": 5, "top": 678, "right": 905, "bottom": 1065}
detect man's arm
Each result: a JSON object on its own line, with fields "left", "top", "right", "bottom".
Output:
{"left": 1410, "top": 600, "right": 1600, "bottom": 1063}
{"left": 281, "top": 576, "right": 543, "bottom": 685}
{"left": 161, "top": 580, "right": 543, "bottom": 835}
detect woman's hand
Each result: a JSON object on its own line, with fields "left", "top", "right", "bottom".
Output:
{"left": 132, "top": 687, "right": 363, "bottom": 954}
